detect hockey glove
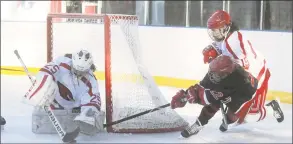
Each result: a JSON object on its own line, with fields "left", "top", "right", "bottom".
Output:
{"left": 186, "top": 84, "right": 205, "bottom": 104}
{"left": 202, "top": 44, "right": 220, "bottom": 64}
{"left": 171, "top": 90, "right": 187, "bottom": 109}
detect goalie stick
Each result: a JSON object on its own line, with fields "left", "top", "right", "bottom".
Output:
{"left": 14, "top": 50, "right": 80, "bottom": 143}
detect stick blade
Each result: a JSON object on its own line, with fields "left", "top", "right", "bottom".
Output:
{"left": 62, "top": 127, "right": 80, "bottom": 143}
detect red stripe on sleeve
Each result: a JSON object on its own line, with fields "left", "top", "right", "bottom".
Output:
{"left": 59, "top": 63, "right": 71, "bottom": 70}
{"left": 198, "top": 91, "right": 207, "bottom": 105}
{"left": 39, "top": 68, "right": 55, "bottom": 81}
{"left": 225, "top": 33, "right": 239, "bottom": 59}
{"left": 237, "top": 31, "right": 247, "bottom": 57}
{"left": 81, "top": 76, "right": 93, "bottom": 96}
{"left": 247, "top": 40, "right": 257, "bottom": 58}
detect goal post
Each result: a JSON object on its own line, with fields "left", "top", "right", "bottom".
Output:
{"left": 46, "top": 13, "right": 188, "bottom": 133}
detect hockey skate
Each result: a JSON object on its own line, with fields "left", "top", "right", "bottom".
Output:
{"left": 266, "top": 99, "right": 284, "bottom": 123}
{"left": 219, "top": 105, "right": 242, "bottom": 132}
{"left": 181, "top": 119, "right": 203, "bottom": 138}
{"left": 219, "top": 119, "right": 228, "bottom": 132}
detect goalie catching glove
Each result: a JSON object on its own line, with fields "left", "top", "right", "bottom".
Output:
{"left": 74, "top": 105, "right": 105, "bottom": 135}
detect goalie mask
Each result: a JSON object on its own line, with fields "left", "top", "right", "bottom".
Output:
{"left": 72, "top": 50, "right": 93, "bottom": 76}
{"left": 207, "top": 10, "right": 231, "bottom": 42}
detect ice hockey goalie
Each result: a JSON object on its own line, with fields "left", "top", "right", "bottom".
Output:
{"left": 23, "top": 49, "right": 105, "bottom": 136}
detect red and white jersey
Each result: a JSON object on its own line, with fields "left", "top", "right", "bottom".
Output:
{"left": 214, "top": 31, "right": 268, "bottom": 85}
{"left": 39, "top": 56, "right": 101, "bottom": 110}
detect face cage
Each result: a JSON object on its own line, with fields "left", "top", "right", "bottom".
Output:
{"left": 208, "top": 71, "right": 229, "bottom": 84}
{"left": 72, "top": 67, "right": 90, "bottom": 77}
{"left": 207, "top": 26, "right": 230, "bottom": 42}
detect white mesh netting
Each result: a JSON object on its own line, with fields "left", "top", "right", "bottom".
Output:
{"left": 48, "top": 14, "right": 188, "bottom": 133}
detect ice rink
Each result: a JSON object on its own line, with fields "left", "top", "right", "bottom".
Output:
{"left": 1, "top": 75, "right": 292, "bottom": 143}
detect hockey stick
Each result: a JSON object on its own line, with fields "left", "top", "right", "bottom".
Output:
{"left": 103, "top": 103, "right": 171, "bottom": 127}
{"left": 219, "top": 103, "right": 228, "bottom": 132}
{"left": 13, "top": 50, "right": 80, "bottom": 143}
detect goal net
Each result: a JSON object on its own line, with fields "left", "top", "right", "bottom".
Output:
{"left": 47, "top": 13, "right": 188, "bottom": 133}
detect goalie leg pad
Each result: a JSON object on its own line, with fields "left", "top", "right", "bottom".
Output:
{"left": 32, "top": 107, "right": 80, "bottom": 134}
{"left": 24, "top": 72, "right": 58, "bottom": 107}
{"left": 74, "top": 106, "right": 105, "bottom": 135}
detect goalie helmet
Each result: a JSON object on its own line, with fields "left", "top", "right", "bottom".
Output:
{"left": 207, "top": 10, "right": 231, "bottom": 42}
{"left": 72, "top": 49, "right": 93, "bottom": 76}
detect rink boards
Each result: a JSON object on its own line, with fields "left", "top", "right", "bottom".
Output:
{"left": 1, "top": 66, "right": 291, "bottom": 104}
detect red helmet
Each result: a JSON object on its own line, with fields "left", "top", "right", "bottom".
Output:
{"left": 209, "top": 55, "right": 235, "bottom": 74}
{"left": 207, "top": 10, "right": 231, "bottom": 42}
{"left": 207, "top": 10, "right": 231, "bottom": 29}
{"left": 208, "top": 55, "right": 236, "bottom": 83}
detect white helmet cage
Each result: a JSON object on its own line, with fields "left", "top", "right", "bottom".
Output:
{"left": 207, "top": 25, "right": 231, "bottom": 42}
{"left": 72, "top": 50, "right": 93, "bottom": 76}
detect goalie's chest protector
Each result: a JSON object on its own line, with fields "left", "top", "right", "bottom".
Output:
{"left": 54, "top": 66, "right": 90, "bottom": 108}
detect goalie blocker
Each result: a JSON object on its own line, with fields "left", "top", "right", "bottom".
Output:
{"left": 24, "top": 50, "right": 105, "bottom": 135}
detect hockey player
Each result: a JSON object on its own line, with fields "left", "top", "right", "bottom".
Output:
{"left": 23, "top": 49, "right": 105, "bottom": 135}
{"left": 170, "top": 55, "right": 284, "bottom": 138}
{"left": 202, "top": 10, "right": 282, "bottom": 124}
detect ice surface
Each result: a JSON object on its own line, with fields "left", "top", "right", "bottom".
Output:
{"left": 1, "top": 75, "right": 292, "bottom": 143}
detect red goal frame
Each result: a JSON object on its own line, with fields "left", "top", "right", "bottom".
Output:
{"left": 46, "top": 13, "right": 186, "bottom": 133}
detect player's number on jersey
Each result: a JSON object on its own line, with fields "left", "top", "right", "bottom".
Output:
{"left": 210, "top": 90, "right": 232, "bottom": 104}
{"left": 221, "top": 97, "right": 232, "bottom": 104}
{"left": 90, "top": 93, "right": 100, "bottom": 103}
{"left": 44, "top": 64, "right": 60, "bottom": 74}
